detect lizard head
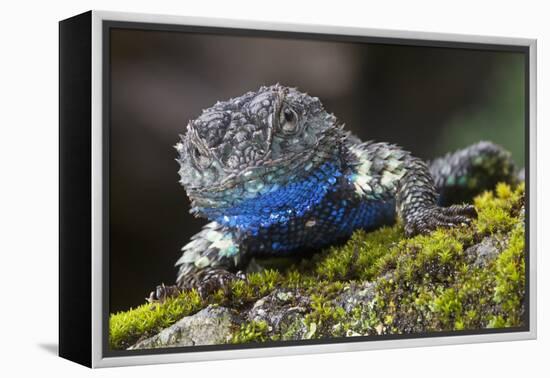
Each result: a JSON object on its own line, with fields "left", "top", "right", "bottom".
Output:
{"left": 176, "top": 84, "right": 343, "bottom": 218}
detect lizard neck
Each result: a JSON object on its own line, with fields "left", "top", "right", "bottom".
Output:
{"left": 204, "top": 157, "right": 346, "bottom": 235}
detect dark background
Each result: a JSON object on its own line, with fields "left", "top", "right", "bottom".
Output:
{"left": 109, "top": 28, "right": 525, "bottom": 313}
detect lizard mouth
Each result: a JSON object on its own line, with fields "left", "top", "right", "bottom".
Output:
{"left": 185, "top": 125, "right": 344, "bottom": 214}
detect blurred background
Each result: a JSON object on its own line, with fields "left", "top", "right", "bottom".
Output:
{"left": 109, "top": 28, "right": 526, "bottom": 313}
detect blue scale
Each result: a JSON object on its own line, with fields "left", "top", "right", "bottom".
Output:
{"left": 203, "top": 160, "right": 396, "bottom": 255}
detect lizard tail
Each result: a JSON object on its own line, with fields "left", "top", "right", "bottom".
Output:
{"left": 429, "top": 141, "right": 520, "bottom": 206}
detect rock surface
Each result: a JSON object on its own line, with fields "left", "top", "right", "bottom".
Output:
{"left": 129, "top": 306, "right": 238, "bottom": 349}
{"left": 247, "top": 289, "right": 311, "bottom": 340}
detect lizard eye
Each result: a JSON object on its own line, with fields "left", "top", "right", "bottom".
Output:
{"left": 278, "top": 105, "right": 299, "bottom": 135}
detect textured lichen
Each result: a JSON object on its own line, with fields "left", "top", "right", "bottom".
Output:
{"left": 110, "top": 183, "right": 526, "bottom": 350}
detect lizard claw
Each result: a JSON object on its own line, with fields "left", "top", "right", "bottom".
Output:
{"left": 147, "top": 283, "right": 181, "bottom": 303}
{"left": 178, "top": 268, "right": 245, "bottom": 300}
{"left": 405, "top": 204, "right": 477, "bottom": 236}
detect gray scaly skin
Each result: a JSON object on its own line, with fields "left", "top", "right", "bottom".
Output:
{"left": 148, "top": 84, "right": 518, "bottom": 301}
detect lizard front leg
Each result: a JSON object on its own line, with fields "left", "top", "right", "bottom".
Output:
{"left": 397, "top": 157, "right": 477, "bottom": 236}
{"left": 148, "top": 222, "right": 247, "bottom": 302}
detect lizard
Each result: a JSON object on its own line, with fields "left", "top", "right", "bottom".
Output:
{"left": 149, "top": 84, "right": 518, "bottom": 301}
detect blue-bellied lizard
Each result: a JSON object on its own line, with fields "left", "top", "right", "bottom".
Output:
{"left": 149, "top": 84, "right": 518, "bottom": 301}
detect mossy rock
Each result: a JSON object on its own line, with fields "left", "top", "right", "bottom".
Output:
{"left": 109, "top": 183, "right": 526, "bottom": 350}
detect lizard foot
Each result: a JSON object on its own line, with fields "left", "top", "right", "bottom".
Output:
{"left": 177, "top": 268, "right": 245, "bottom": 299}
{"left": 147, "top": 283, "right": 181, "bottom": 303}
{"left": 405, "top": 204, "right": 477, "bottom": 237}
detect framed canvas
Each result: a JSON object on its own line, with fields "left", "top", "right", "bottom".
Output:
{"left": 59, "top": 10, "right": 537, "bottom": 368}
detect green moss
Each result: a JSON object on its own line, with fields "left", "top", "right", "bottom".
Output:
{"left": 314, "top": 227, "right": 403, "bottom": 282}
{"left": 474, "top": 182, "right": 524, "bottom": 234}
{"left": 493, "top": 223, "right": 525, "bottom": 326}
{"left": 110, "top": 183, "right": 526, "bottom": 349}
{"left": 304, "top": 290, "right": 347, "bottom": 337}
{"left": 109, "top": 289, "right": 202, "bottom": 350}
{"left": 231, "top": 321, "right": 271, "bottom": 344}
{"left": 369, "top": 183, "right": 525, "bottom": 334}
